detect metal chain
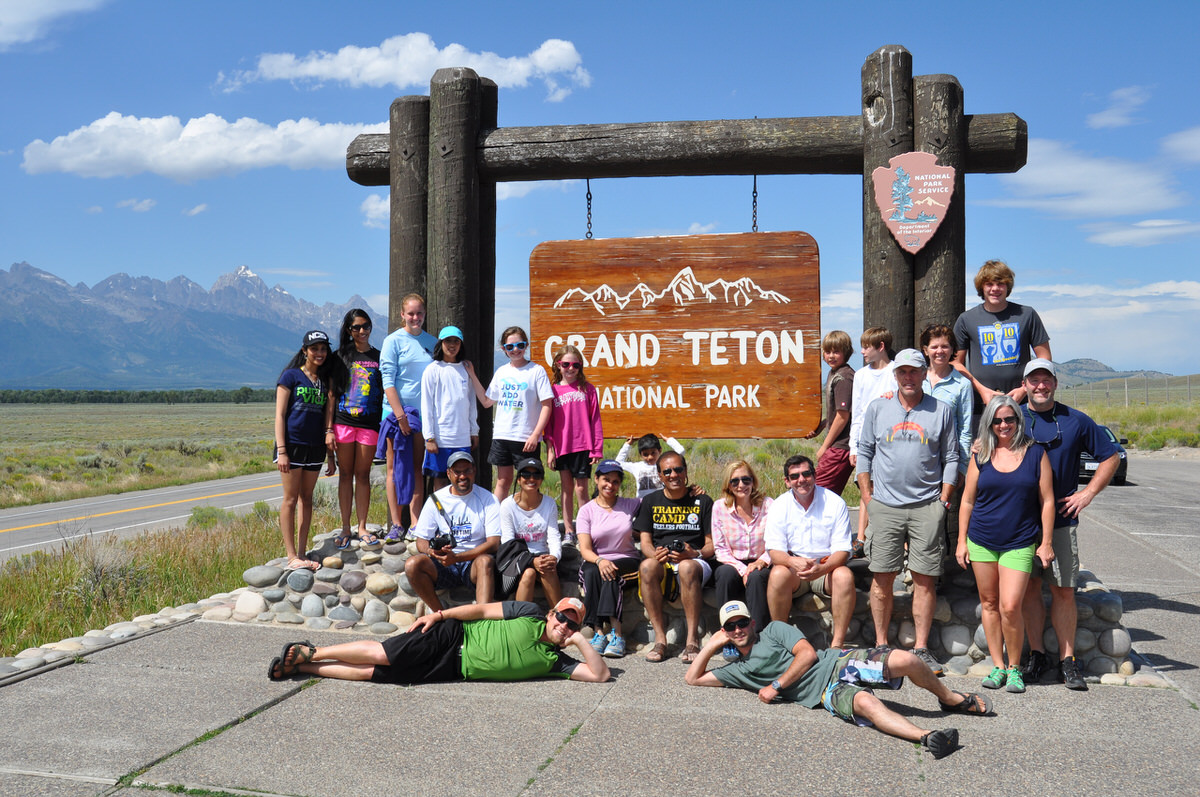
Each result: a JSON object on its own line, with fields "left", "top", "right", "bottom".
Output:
{"left": 751, "top": 174, "right": 759, "bottom": 233}
{"left": 585, "top": 179, "right": 593, "bottom": 239}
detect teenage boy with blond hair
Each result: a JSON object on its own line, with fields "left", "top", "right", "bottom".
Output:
{"left": 848, "top": 327, "right": 898, "bottom": 550}
{"left": 805, "top": 330, "right": 855, "bottom": 495}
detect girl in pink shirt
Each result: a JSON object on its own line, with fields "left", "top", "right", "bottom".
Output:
{"left": 544, "top": 344, "right": 604, "bottom": 542}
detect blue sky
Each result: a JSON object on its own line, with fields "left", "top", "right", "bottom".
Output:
{"left": 2, "top": 0, "right": 1197, "bottom": 374}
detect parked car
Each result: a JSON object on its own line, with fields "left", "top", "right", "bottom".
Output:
{"left": 1079, "top": 425, "right": 1127, "bottom": 485}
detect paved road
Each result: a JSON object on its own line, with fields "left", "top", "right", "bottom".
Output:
{"left": 0, "top": 470, "right": 294, "bottom": 564}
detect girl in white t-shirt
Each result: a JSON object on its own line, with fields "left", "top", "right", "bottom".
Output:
{"left": 499, "top": 457, "right": 562, "bottom": 605}
{"left": 466, "top": 326, "right": 553, "bottom": 503}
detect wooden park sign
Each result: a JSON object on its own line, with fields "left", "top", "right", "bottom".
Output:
{"left": 530, "top": 232, "right": 820, "bottom": 439}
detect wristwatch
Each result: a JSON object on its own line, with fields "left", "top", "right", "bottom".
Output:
{"left": 770, "top": 679, "right": 782, "bottom": 691}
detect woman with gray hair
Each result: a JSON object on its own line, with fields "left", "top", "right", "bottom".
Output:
{"left": 956, "top": 395, "right": 1055, "bottom": 694}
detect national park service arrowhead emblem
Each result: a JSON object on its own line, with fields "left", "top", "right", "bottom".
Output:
{"left": 871, "top": 151, "right": 955, "bottom": 254}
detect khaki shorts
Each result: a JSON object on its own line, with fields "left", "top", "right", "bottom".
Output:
{"left": 1029, "top": 524, "right": 1079, "bottom": 588}
{"left": 865, "top": 499, "right": 946, "bottom": 576}
{"left": 784, "top": 570, "right": 831, "bottom": 599}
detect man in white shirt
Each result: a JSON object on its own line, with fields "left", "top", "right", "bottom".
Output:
{"left": 763, "top": 454, "right": 855, "bottom": 648}
{"left": 406, "top": 452, "right": 500, "bottom": 612}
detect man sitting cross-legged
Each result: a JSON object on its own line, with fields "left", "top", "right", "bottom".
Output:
{"left": 268, "top": 597, "right": 609, "bottom": 684}
{"left": 684, "top": 601, "right": 993, "bottom": 759}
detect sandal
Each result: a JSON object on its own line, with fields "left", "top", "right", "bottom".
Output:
{"left": 645, "top": 642, "right": 668, "bottom": 663}
{"left": 335, "top": 533, "right": 353, "bottom": 550}
{"left": 920, "top": 728, "right": 959, "bottom": 759}
{"left": 359, "top": 532, "right": 381, "bottom": 547}
{"left": 939, "top": 690, "right": 992, "bottom": 716}
{"left": 275, "top": 640, "right": 316, "bottom": 678}
{"left": 286, "top": 558, "right": 319, "bottom": 571}
{"left": 268, "top": 656, "right": 286, "bottom": 681}
{"left": 680, "top": 643, "right": 701, "bottom": 664}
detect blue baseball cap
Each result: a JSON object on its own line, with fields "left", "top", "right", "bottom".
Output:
{"left": 439, "top": 325, "right": 464, "bottom": 341}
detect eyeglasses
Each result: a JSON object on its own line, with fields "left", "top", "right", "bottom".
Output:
{"left": 787, "top": 470, "right": 815, "bottom": 481}
{"left": 1030, "top": 412, "right": 1062, "bottom": 449}
{"left": 557, "top": 361, "right": 580, "bottom": 370}
{"left": 991, "top": 415, "right": 1018, "bottom": 427}
{"left": 659, "top": 466, "right": 686, "bottom": 476}
{"left": 554, "top": 611, "right": 581, "bottom": 632}
{"left": 722, "top": 617, "right": 751, "bottom": 633}
{"left": 503, "top": 341, "right": 529, "bottom": 352}
{"left": 518, "top": 470, "right": 543, "bottom": 480}
{"left": 728, "top": 476, "right": 754, "bottom": 486}
{"left": 350, "top": 323, "right": 372, "bottom": 332}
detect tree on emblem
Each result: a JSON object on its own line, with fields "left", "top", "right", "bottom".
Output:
{"left": 889, "top": 167, "right": 913, "bottom": 222}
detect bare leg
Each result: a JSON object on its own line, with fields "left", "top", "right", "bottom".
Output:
{"left": 884, "top": 648, "right": 960, "bottom": 705}
{"left": 910, "top": 572, "right": 938, "bottom": 650}
{"left": 404, "top": 554, "right": 444, "bottom": 612}
{"left": 973, "top": 561, "right": 1005, "bottom": 666}
{"left": 851, "top": 690, "right": 929, "bottom": 742}
{"left": 471, "top": 554, "right": 496, "bottom": 605}
{"left": 828, "top": 565, "right": 855, "bottom": 648}
{"left": 336, "top": 441, "right": 357, "bottom": 533}
{"left": 493, "top": 465, "right": 514, "bottom": 504}
{"left": 539, "top": 568, "right": 563, "bottom": 606}
{"left": 1022, "top": 577, "right": 1048, "bottom": 653}
{"left": 353, "top": 442, "right": 373, "bottom": 533}
{"left": 1048, "top": 584, "right": 1077, "bottom": 658}
{"left": 297, "top": 639, "right": 389, "bottom": 682}
{"left": 639, "top": 558, "right": 667, "bottom": 643}
{"left": 999, "top": 565, "right": 1031, "bottom": 667}
{"left": 869, "top": 571, "right": 896, "bottom": 647}
{"left": 677, "top": 559, "right": 704, "bottom": 649}
{"left": 767, "top": 564, "right": 799, "bottom": 622}
{"left": 384, "top": 438, "right": 401, "bottom": 529}
{"left": 515, "top": 568, "right": 538, "bottom": 602}
{"left": 560, "top": 471, "right": 576, "bottom": 534}
{"left": 295, "top": 469, "right": 321, "bottom": 555}
{"left": 279, "top": 469, "right": 303, "bottom": 562}
{"left": 408, "top": 430, "right": 425, "bottom": 528}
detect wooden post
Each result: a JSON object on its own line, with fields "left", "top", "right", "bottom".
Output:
{"left": 476, "top": 78, "right": 498, "bottom": 488}
{"left": 388, "top": 96, "right": 429, "bottom": 332}
{"left": 862, "top": 45, "right": 915, "bottom": 348}
{"left": 914, "top": 74, "right": 967, "bottom": 339}
{"left": 426, "top": 67, "right": 482, "bottom": 338}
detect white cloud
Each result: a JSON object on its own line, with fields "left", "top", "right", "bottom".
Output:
{"left": 218, "top": 33, "right": 591, "bottom": 102}
{"left": 0, "top": 0, "right": 105, "bottom": 50}
{"left": 361, "top": 194, "right": 388, "bottom": 229}
{"left": 259, "top": 267, "right": 329, "bottom": 278}
{"left": 1086, "top": 86, "right": 1150, "bottom": 129}
{"left": 183, "top": 203, "right": 207, "bottom": 216}
{"left": 987, "top": 138, "right": 1185, "bottom": 217}
{"left": 22, "top": 112, "right": 387, "bottom": 180}
{"left": 84, "top": 205, "right": 101, "bottom": 214}
{"left": 1084, "top": 219, "right": 1200, "bottom": 247}
{"left": 496, "top": 179, "right": 578, "bottom": 200}
{"left": 1162, "top": 126, "right": 1200, "bottom": 164}
{"left": 116, "top": 198, "right": 155, "bottom": 212}
{"left": 686, "top": 222, "right": 718, "bottom": 234}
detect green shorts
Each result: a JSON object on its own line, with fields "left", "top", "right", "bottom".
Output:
{"left": 967, "top": 539, "right": 1036, "bottom": 573}
{"left": 821, "top": 646, "right": 903, "bottom": 726}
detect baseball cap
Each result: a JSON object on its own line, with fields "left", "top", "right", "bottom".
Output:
{"left": 893, "top": 348, "right": 927, "bottom": 369}
{"left": 719, "top": 600, "right": 751, "bottom": 626}
{"left": 515, "top": 457, "right": 544, "bottom": 475}
{"left": 1023, "top": 358, "right": 1057, "bottom": 378}
{"left": 439, "top": 325, "right": 464, "bottom": 341}
{"left": 302, "top": 330, "right": 330, "bottom": 347}
{"left": 594, "top": 459, "right": 624, "bottom": 476}
{"left": 446, "top": 451, "right": 474, "bottom": 468}
{"left": 553, "top": 597, "right": 585, "bottom": 623}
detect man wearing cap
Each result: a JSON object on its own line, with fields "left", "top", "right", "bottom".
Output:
{"left": 857, "top": 349, "right": 959, "bottom": 676}
{"left": 269, "top": 597, "right": 610, "bottom": 685}
{"left": 1019, "top": 359, "right": 1120, "bottom": 690}
{"left": 763, "top": 454, "right": 855, "bottom": 648}
{"left": 684, "top": 601, "right": 992, "bottom": 759}
{"left": 407, "top": 451, "right": 500, "bottom": 612}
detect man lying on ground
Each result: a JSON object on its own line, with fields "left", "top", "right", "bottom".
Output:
{"left": 268, "top": 597, "right": 609, "bottom": 684}
{"left": 684, "top": 601, "right": 993, "bottom": 759}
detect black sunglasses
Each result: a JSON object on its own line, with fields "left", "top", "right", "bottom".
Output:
{"left": 350, "top": 323, "right": 372, "bottom": 332}
{"left": 729, "top": 476, "right": 754, "bottom": 486}
{"left": 722, "top": 616, "right": 751, "bottom": 633}
{"left": 660, "top": 466, "right": 686, "bottom": 476}
{"left": 518, "top": 470, "right": 543, "bottom": 479}
{"left": 991, "top": 414, "right": 1019, "bottom": 427}
{"left": 554, "top": 610, "right": 581, "bottom": 632}
{"left": 787, "top": 470, "right": 815, "bottom": 480}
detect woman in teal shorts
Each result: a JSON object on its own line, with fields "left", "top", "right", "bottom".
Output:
{"left": 956, "top": 396, "right": 1055, "bottom": 694}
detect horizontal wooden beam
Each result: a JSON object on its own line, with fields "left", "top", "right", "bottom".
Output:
{"left": 347, "top": 111, "right": 1025, "bottom": 186}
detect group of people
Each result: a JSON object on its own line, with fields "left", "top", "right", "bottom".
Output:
{"left": 266, "top": 259, "right": 1120, "bottom": 759}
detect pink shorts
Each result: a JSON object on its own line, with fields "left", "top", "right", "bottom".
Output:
{"left": 334, "top": 424, "right": 380, "bottom": 447}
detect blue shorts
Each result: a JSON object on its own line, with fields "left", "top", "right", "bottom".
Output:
{"left": 423, "top": 446, "right": 472, "bottom": 479}
{"left": 434, "top": 559, "right": 474, "bottom": 589}
{"left": 822, "top": 646, "right": 904, "bottom": 726}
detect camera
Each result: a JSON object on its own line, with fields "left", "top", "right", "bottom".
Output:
{"left": 666, "top": 539, "right": 687, "bottom": 554}
{"left": 431, "top": 532, "right": 455, "bottom": 551}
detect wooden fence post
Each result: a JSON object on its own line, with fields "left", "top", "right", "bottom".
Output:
{"left": 914, "top": 74, "right": 966, "bottom": 340}
{"left": 388, "top": 96, "right": 429, "bottom": 331}
{"left": 862, "top": 45, "right": 915, "bottom": 348}
{"left": 476, "top": 78, "right": 498, "bottom": 488}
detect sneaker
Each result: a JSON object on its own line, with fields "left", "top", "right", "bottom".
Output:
{"left": 562, "top": 532, "right": 578, "bottom": 547}
{"left": 603, "top": 634, "right": 626, "bottom": 658}
{"left": 1022, "top": 649, "right": 1055, "bottom": 684}
{"left": 981, "top": 666, "right": 1007, "bottom": 690}
{"left": 721, "top": 643, "right": 741, "bottom": 662}
{"left": 914, "top": 647, "right": 944, "bottom": 677}
{"left": 590, "top": 631, "right": 609, "bottom": 654}
{"left": 1005, "top": 667, "right": 1026, "bottom": 693}
{"left": 921, "top": 728, "right": 959, "bottom": 759}
{"left": 384, "top": 525, "right": 404, "bottom": 543}
{"left": 1061, "top": 656, "right": 1088, "bottom": 691}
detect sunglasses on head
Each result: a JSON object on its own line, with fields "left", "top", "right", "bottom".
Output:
{"left": 557, "top": 361, "right": 580, "bottom": 370}
{"left": 350, "top": 323, "right": 372, "bottom": 332}
{"left": 503, "top": 341, "right": 529, "bottom": 351}
{"left": 729, "top": 476, "right": 753, "bottom": 486}
{"left": 660, "top": 466, "right": 686, "bottom": 476}
{"left": 723, "top": 616, "right": 751, "bottom": 633}
{"left": 554, "top": 610, "right": 581, "bottom": 632}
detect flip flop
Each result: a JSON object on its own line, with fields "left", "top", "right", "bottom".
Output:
{"left": 335, "top": 533, "right": 353, "bottom": 550}
{"left": 939, "top": 690, "right": 992, "bottom": 716}
{"left": 359, "top": 532, "right": 381, "bottom": 547}
{"left": 680, "top": 643, "right": 701, "bottom": 664}
{"left": 286, "top": 558, "right": 319, "bottom": 571}
{"left": 645, "top": 642, "right": 668, "bottom": 663}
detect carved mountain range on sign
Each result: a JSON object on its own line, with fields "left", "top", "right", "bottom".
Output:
{"left": 553, "top": 266, "right": 791, "bottom": 316}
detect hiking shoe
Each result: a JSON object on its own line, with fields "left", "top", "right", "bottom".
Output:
{"left": 981, "top": 666, "right": 1007, "bottom": 690}
{"left": 921, "top": 728, "right": 959, "bottom": 759}
{"left": 914, "top": 647, "right": 944, "bottom": 677}
{"left": 1005, "top": 667, "right": 1026, "bottom": 693}
{"left": 1023, "top": 649, "right": 1055, "bottom": 684}
{"left": 562, "top": 532, "right": 578, "bottom": 547}
{"left": 1061, "top": 656, "right": 1088, "bottom": 691}
{"left": 590, "top": 631, "right": 609, "bottom": 654}
{"left": 603, "top": 634, "right": 626, "bottom": 658}
{"left": 384, "top": 525, "right": 404, "bottom": 543}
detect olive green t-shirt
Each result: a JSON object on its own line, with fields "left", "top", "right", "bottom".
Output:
{"left": 711, "top": 621, "right": 840, "bottom": 707}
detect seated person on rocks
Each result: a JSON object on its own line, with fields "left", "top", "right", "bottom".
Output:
{"left": 633, "top": 450, "right": 714, "bottom": 664}
{"left": 684, "top": 601, "right": 993, "bottom": 759}
{"left": 405, "top": 451, "right": 500, "bottom": 613}
{"left": 498, "top": 456, "right": 563, "bottom": 606}
{"left": 763, "top": 455, "right": 855, "bottom": 648}
{"left": 269, "top": 597, "right": 609, "bottom": 684}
